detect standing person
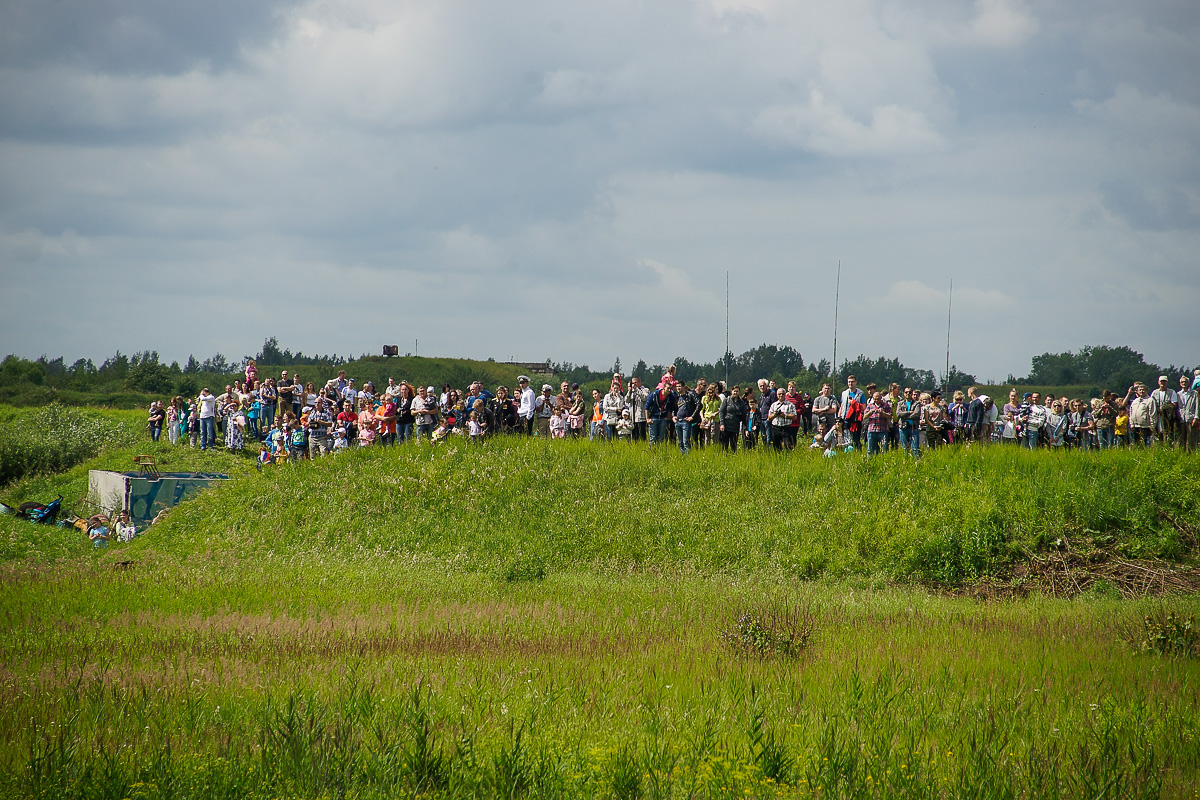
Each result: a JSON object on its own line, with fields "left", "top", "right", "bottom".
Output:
{"left": 645, "top": 382, "right": 677, "bottom": 445}
{"left": 718, "top": 386, "right": 745, "bottom": 452}
{"left": 603, "top": 382, "right": 626, "bottom": 441}
{"left": 1094, "top": 391, "right": 1117, "bottom": 449}
{"left": 784, "top": 382, "right": 804, "bottom": 450}
{"left": 898, "top": 389, "right": 922, "bottom": 455}
{"left": 1128, "top": 384, "right": 1157, "bottom": 447}
{"left": 1182, "top": 375, "right": 1200, "bottom": 453}
{"left": 260, "top": 378, "right": 277, "bottom": 437}
{"left": 534, "top": 385, "right": 556, "bottom": 437}
{"left": 412, "top": 385, "right": 438, "bottom": 440}
{"left": 756, "top": 380, "right": 775, "bottom": 449}
{"left": 195, "top": 388, "right": 219, "bottom": 451}
{"left": 376, "top": 392, "right": 397, "bottom": 446}
{"left": 516, "top": 376, "right": 536, "bottom": 436}
{"left": 489, "top": 385, "right": 517, "bottom": 435}
{"left": 1067, "top": 399, "right": 1095, "bottom": 450}
{"left": 739, "top": 386, "right": 757, "bottom": 449}
{"left": 277, "top": 370, "right": 294, "bottom": 422}
{"left": 675, "top": 380, "right": 699, "bottom": 454}
{"left": 838, "top": 375, "right": 866, "bottom": 449}
{"left": 886, "top": 383, "right": 904, "bottom": 450}
{"left": 590, "top": 389, "right": 605, "bottom": 441}
{"left": 811, "top": 383, "right": 838, "bottom": 431}
{"left": 165, "top": 398, "right": 182, "bottom": 445}
{"left": 1151, "top": 376, "right": 1181, "bottom": 447}
{"left": 307, "top": 397, "right": 335, "bottom": 457}
{"left": 924, "top": 392, "right": 948, "bottom": 449}
{"left": 147, "top": 401, "right": 166, "bottom": 442}
{"left": 799, "top": 388, "right": 814, "bottom": 437}
{"left": 768, "top": 389, "right": 797, "bottom": 451}
{"left": 394, "top": 383, "right": 415, "bottom": 442}
{"left": 1018, "top": 393, "right": 1047, "bottom": 450}
{"left": 700, "top": 384, "right": 721, "bottom": 446}
{"left": 863, "top": 390, "right": 891, "bottom": 456}
{"left": 625, "top": 377, "right": 649, "bottom": 442}
{"left": 568, "top": 390, "right": 586, "bottom": 439}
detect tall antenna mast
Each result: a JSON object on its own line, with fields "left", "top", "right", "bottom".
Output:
{"left": 725, "top": 270, "right": 730, "bottom": 386}
{"left": 831, "top": 260, "right": 840, "bottom": 380}
{"left": 944, "top": 278, "right": 953, "bottom": 390}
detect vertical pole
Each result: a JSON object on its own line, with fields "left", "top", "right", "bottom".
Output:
{"left": 725, "top": 270, "right": 730, "bottom": 386}
{"left": 832, "top": 260, "right": 840, "bottom": 380}
{"left": 945, "top": 278, "right": 953, "bottom": 390}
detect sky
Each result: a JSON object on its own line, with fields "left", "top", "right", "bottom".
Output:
{"left": 1, "top": 0, "right": 1197, "bottom": 382}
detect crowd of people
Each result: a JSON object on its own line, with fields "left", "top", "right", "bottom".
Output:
{"left": 144, "top": 359, "right": 1200, "bottom": 460}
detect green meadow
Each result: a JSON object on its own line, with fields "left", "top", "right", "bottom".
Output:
{"left": 2, "top": 410, "right": 1199, "bottom": 798}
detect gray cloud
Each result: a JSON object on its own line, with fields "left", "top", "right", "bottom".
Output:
{"left": 2, "top": 0, "right": 1198, "bottom": 379}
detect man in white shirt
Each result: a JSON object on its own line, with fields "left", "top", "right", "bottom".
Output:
{"left": 1151, "top": 375, "right": 1181, "bottom": 446}
{"left": 1182, "top": 375, "right": 1200, "bottom": 453}
{"left": 768, "top": 389, "right": 797, "bottom": 450}
{"left": 838, "top": 375, "right": 866, "bottom": 449}
{"left": 195, "top": 388, "right": 219, "bottom": 450}
{"left": 516, "top": 376, "right": 536, "bottom": 436}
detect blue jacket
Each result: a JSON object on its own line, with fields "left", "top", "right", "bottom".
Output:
{"left": 645, "top": 390, "right": 678, "bottom": 421}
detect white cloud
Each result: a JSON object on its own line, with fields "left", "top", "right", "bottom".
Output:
{"left": 754, "top": 91, "right": 945, "bottom": 156}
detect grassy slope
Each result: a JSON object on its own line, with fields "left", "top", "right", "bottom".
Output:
{"left": 127, "top": 439, "right": 1200, "bottom": 583}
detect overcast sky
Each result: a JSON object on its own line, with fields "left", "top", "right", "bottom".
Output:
{"left": 1, "top": 0, "right": 1197, "bottom": 381}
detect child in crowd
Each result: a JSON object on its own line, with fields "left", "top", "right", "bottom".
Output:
{"left": 616, "top": 409, "right": 634, "bottom": 440}
{"left": 549, "top": 408, "right": 567, "bottom": 438}
{"left": 357, "top": 414, "right": 376, "bottom": 447}
{"left": 468, "top": 410, "right": 482, "bottom": 442}
{"left": 188, "top": 409, "right": 200, "bottom": 448}
{"left": 333, "top": 428, "right": 350, "bottom": 450}
{"left": 288, "top": 417, "right": 307, "bottom": 461}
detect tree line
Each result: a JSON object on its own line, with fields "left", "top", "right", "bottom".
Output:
{"left": 2, "top": 339, "right": 1193, "bottom": 407}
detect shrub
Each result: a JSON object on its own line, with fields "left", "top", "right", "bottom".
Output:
{"left": 1123, "top": 611, "right": 1198, "bottom": 658}
{"left": 0, "top": 403, "right": 141, "bottom": 485}
{"left": 721, "top": 602, "right": 815, "bottom": 659}
{"left": 502, "top": 553, "right": 547, "bottom": 583}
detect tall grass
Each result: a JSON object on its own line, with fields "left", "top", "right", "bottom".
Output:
{"left": 3, "top": 434, "right": 1199, "bottom": 797}
{"left": 1, "top": 571, "right": 1197, "bottom": 799}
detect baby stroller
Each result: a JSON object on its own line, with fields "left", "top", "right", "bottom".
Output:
{"left": 11, "top": 496, "right": 64, "bottom": 525}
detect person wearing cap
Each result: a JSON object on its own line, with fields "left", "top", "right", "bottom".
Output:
{"left": 340, "top": 378, "right": 358, "bottom": 408}
{"left": 1182, "top": 375, "right": 1200, "bottom": 453}
{"left": 534, "top": 384, "right": 555, "bottom": 437}
{"left": 516, "top": 376, "right": 536, "bottom": 435}
{"left": 1151, "top": 375, "right": 1181, "bottom": 447}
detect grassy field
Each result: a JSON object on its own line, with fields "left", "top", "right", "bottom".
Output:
{"left": 1, "top": 429, "right": 1199, "bottom": 798}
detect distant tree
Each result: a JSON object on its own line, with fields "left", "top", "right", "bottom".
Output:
{"left": 0, "top": 355, "right": 45, "bottom": 386}
{"left": 632, "top": 359, "right": 651, "bottom": 383}
{"left": 257, "top": 336, "right": 285, "bottom": 364}
{"left": 942, "top": 365, "right": 977, "bottom": 393}
{"left": 98, "top": 351, "right": 130, "bottom": 381}
{"left": 126, "top": 351, "right": 173, "bottom": 394}
{"left": 183, "top": 355, "right": 201, "bottom": 374}
{"left": 612, "top": 357, "right": 622, "bottom": 376}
